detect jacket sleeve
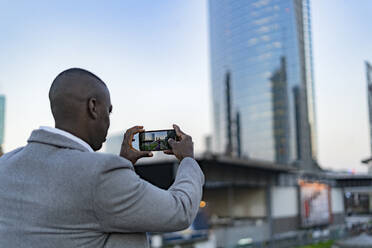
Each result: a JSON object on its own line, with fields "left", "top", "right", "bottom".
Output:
{"left": 93, "top": 157, "right": 205, "bottom": 233}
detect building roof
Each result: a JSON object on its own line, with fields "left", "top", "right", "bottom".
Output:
{"left": 136, "top": 153, "right": 297, "bottom": 173}
{"left": 200, "top": 154, "right": 297, "bottom": 172}
{"left": 361, "top": 156, "right": 372, "bottom": 164}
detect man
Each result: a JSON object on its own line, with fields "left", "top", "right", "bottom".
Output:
{"left": 0, "top": 68, "right": 204, "bottom": 248}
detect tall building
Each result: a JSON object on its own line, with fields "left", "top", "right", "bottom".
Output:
{"left": 0, "top": 95, "right": 5, "bottom": 152}
{"left": 208, "top": 0, "right": 317, "bottom": 166}
{"left": 104, "top": 133, "right": 124, "bottom": 155}
{"left": 366, "top": 61, "right": 372, "bottom": 155}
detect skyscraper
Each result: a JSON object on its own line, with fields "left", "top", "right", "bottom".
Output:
{"left": 366, "top": 61, "right": 372, "bottom": 154}
{"left": 208, "top": 0, "right": 317, "bottom": 166}
{"left": 0, "top": 95, "right": 5, "bottom": 150}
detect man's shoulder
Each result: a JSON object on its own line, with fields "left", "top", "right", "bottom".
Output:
{"left": 77, "top": 151, "right": 133, "bottom": 170}
{"left": 0, "top": 147, "right": 25, "bottom": 161}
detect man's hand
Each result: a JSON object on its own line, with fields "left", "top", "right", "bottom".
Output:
{"left": 164, "top": 124, "right": 194, "bottom": 161}
{"left": 120, "top": 126, "right": 153, "bottom": 165}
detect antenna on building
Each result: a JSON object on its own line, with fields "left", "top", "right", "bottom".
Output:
{"left": 225, "top": 71, "right": 233, "bottom": 156}
{"left": 236, "top": 110, "right": 241, "bottom": 158}
{"left": 225, "top": 71, "right": 243, "bottom": 158}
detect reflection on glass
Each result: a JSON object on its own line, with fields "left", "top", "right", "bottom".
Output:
{"left": 366, "top": 62, "right": 372, "bottom": 153}
{"left": 270, "top": 56, "right": 289, "bottom": 164}
{"left": 209, "top": 0, "right": 316, "bottom": 165}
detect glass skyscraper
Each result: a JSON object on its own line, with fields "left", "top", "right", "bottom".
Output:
{"left": 209, "top": 0, "right": 316, "bottom": 165}
{"left": 366, "top": 61, "right": 372, "bottom": 154}
{"left": 0, "top": 95, "right": 5, "bottom": 147}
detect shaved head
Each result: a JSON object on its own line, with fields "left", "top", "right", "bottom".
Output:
{"left": 49, "top": 68, "right": 106, "bottom": 121}
{"left": 49, "top": 68, "right": 112, "bottom": 151}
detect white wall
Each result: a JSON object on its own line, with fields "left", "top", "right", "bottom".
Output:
{"left": 233, "top": 188, "right": 266, "bottom": 217}
{"left": 203, "top": 188, "right": 229, "bottom": 217}
{"left": 271, "top": 186, "right": 298, "bottom": 218}
{"left": 331, "top": 188, "right": 344, "bottom": 213}
{"left": 204, "top": 188, "right": 267, "bottom": 218}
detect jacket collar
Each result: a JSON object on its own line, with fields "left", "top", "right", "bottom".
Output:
{"left": 27, "top": 129, "right": 92, "bottom": 152}
{"left": 39, "top": 126, "right": 94, "bottom": 152}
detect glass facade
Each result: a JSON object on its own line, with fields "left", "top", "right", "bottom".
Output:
{"left": 366, "top": 62, "right": 372, "bottom": 154}
{"left": 209, "top": 0, "right": 316, "bottom": 165}
{"left": 0, "top": 95, "right": 5, "bottom": 146}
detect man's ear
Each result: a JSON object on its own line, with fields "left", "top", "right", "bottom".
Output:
{"left": 88, "top": 97, "right": 98, "bottom": 119}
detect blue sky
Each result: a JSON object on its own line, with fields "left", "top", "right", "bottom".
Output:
{"left": 311, "top": 0, "right": 372, "bottom": 172}
{"left": 0, "top": 0, "right": 371, "bottom": 172}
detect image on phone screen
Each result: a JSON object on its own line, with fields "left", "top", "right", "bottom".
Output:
{"left": 139, "top": 129, "right": 177, "bottom": 151}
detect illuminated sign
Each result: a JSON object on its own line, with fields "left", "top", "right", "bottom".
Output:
{"left": 299, "top": 180, "right": 331, "bottom": 227}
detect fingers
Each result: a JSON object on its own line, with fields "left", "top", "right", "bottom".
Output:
{"left": 163, "top": 150, "right": 174, "bottom": 155}
{"left": 139, "top": 151, "right": 153, "bottom": 158}
{"left": 165, "top": 139, "right": 177, "bottom": 155}
{"left": 173, "top": 124, "right": 186, "bottom": 139}
{"left": 128, "top": 125, "right": 144, "bottom": 135}
{"left": 168, "top": 138, "right": 176, "bottom": 148}
{"left": 124, "top": 126, "right": 144, "bottom": 145}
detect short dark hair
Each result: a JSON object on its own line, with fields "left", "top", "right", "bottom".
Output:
{"left": 49, "top": 68, "right": 108, "bottom": 123}
{"left": 51, "top": 68, "right": 106, "bottom": 88}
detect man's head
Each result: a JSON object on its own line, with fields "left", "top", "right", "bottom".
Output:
{"left": 49, "top": 68, "right": 112, "bottom": 151}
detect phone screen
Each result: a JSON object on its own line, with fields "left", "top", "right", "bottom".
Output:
{"left": 139, "top": 129, "right": 177, "bottom": 151}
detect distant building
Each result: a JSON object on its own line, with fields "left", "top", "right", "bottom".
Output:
{"left": 104, "top": 133, "right": 124, "bottom": 155}
{"left": 208, "top": 0, "right": 317, "bottom": 168}
{"left": 366, "top": 61, "right": 372, "bottom": 155}
{"left": 363, "top": 61, "right": 372, "bottom": 174}
{"left": 0, "top": 95, "right": 5, "bottom": 149}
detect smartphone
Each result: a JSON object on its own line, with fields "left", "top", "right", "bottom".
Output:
{"left": 139, "top": 129, "right": 178, "bottom": 151}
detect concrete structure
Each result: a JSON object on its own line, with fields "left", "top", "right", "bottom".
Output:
{"left": 130, "top": 155, "right": 363, "bottom": 247}
{"left": 335, "top": 173, "right": 372, "bottom": 217}
{"left": 104, "top": 133, "right": 372, "bottom": 247}
{"left": 208, "top": 0, "right": 317, "bottom": 169}
{"left": 335, "top": 233, "right": 372, "bottom": 248}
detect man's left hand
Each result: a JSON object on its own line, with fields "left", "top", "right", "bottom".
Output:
{"left": 120, "top": 126, "right": 153, "bottom": 165}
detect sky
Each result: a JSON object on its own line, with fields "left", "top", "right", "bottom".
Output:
{"left": 0, "top": 0, "right": 371, "bottom": 172}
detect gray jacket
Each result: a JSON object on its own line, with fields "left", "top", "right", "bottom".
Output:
{"left": 0, "top": 129, "right": 204, "bottom": 248}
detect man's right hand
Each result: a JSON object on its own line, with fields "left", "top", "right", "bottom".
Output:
{"left": 164, "top": 124, "right": 194, "bottom": 161}
{"left": 120, "top": 126, "right": 153, "bottom": 165}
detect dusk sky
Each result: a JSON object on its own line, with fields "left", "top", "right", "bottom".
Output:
{"left": 1, "top": 0, "right": 371, "bottom": 172}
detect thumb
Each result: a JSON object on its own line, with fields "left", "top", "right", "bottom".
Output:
{"left": 168, "top": 138, "right": 176, "bottom": 148}
{"left": 139, "top": 151, "right": 153, "bottom": 158}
